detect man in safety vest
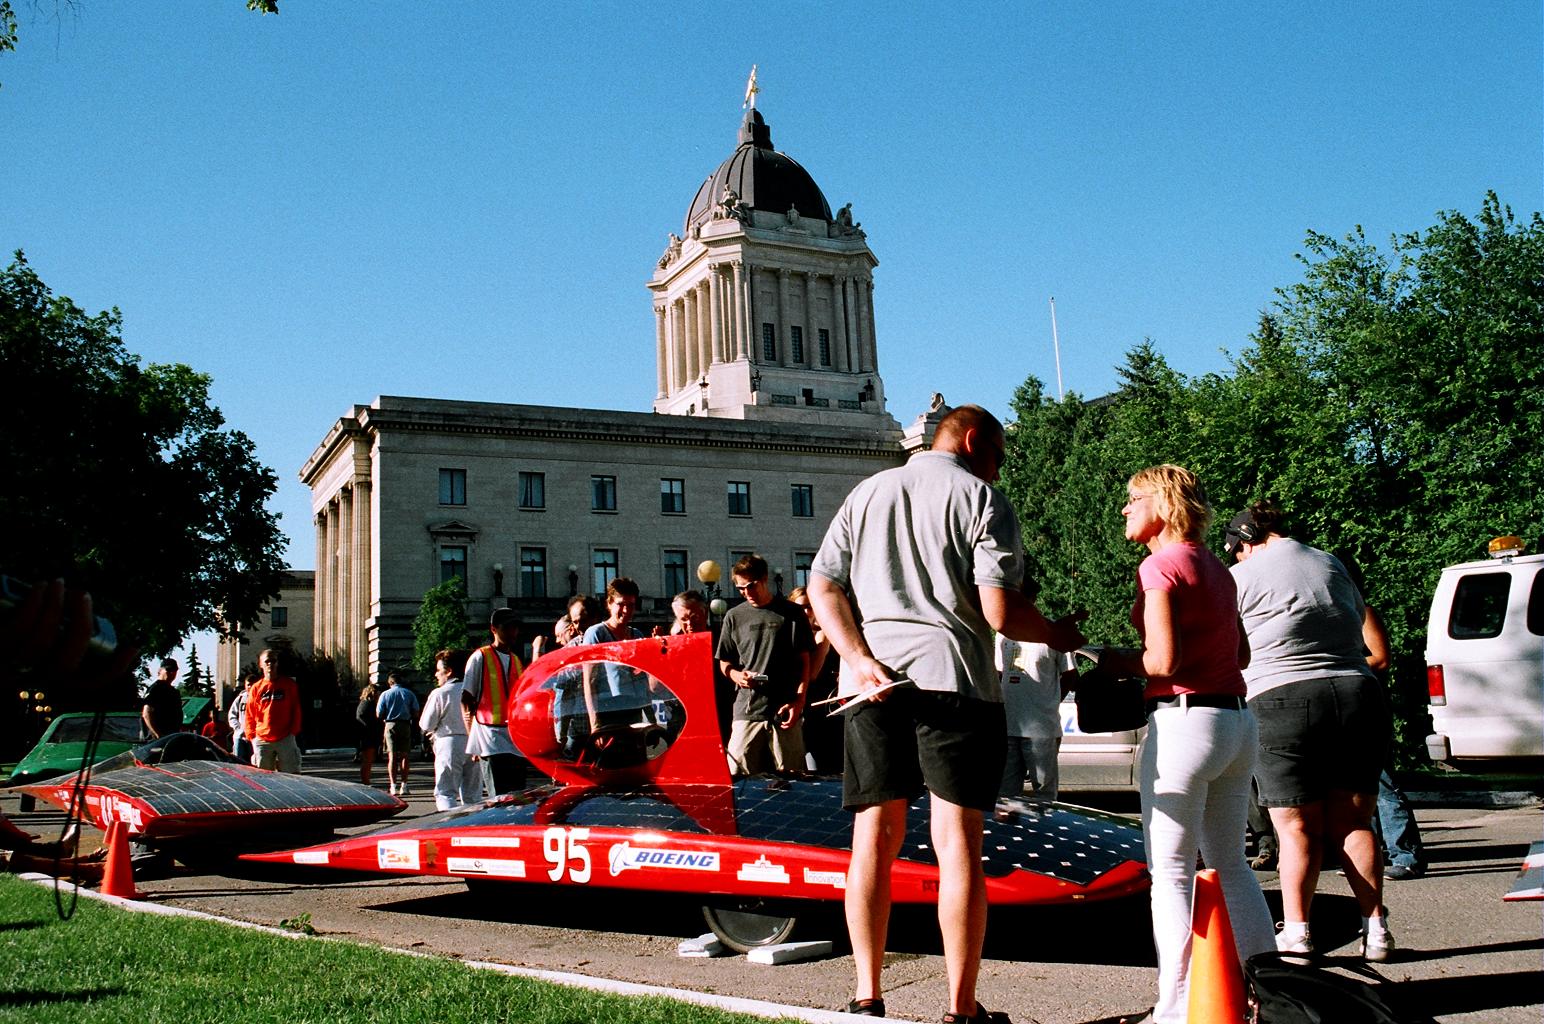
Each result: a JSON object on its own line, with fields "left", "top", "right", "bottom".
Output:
{"left": 460, "top": 607, "right": 527, "bottom": 795}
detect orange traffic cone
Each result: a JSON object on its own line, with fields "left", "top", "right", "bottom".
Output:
{"left": 100, "top": 820, "right": 140, "bottom": 900}
{"left": 1187, "top": 868, "right": 1245, "bottom": 1023}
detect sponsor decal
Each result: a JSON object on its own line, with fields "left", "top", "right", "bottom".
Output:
{"left": 376, "top": 839, "right": 421, "bottom": 871}
{"left": 802, "top": 868, "right": 847, "bottom": 889}
{"left": 922, "top": 879, "right": 940, "bottom": 893}
{"left": 292, "top": 850, "right": 330, "bottom": 865}
{"left": 608, "top": 842, "right": 720, "bottom": 877}
{"left": 96, "top": 795, "right": 144, "bottom": 830}
{"left": 447, "top": 857, "right": 526, "bottom": 878}
{"left": 737, "top": 856, "right": 790, "bottom": 884}
{"left": 451, "top": 835, "right": 522, "bottom": 848}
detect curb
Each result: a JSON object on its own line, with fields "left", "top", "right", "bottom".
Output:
{"left": 1404, "top": 790, "right": 1541, "bottom": 809}
{"left": 14, "top": 873, "right": 869, "bottom": 1024}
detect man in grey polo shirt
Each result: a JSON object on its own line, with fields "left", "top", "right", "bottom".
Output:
{"left": 809, "top": 404, "right": 1086, "bottom": 1024}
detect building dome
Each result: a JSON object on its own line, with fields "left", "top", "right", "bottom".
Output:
{"left": 684, "top": 109, "right": 833, "bottom": 232}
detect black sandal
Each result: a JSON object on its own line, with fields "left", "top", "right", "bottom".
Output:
{"left": 846, "top": 997, "right": 886, "bottom": 1017}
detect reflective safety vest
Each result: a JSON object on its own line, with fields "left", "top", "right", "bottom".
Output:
{"left": 475, "top": 644, "right": 523, "bottom": 726}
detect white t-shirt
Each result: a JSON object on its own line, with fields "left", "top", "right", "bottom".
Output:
{"left": 997, "top": 635, "right": 1070, "bottom": 739}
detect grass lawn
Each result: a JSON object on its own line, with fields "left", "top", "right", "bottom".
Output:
{"left": 0, "top": 875, "right": 797, "bottom": 1024}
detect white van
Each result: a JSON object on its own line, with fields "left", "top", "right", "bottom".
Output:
{"left": 1424, "top": 536, "right": 1544, "bottom": 764}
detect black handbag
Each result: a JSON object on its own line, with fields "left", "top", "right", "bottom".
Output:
{"left": 1245, "top": 952, "right": 1420, "bottom": 1023}
{"left": 1071, "top": 664, "right": 1147, "bottom": 734}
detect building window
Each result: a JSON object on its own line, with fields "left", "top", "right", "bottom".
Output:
{"left": 591, "top": 475, "right": 617, "bottom": 512}
{"left": 727, "top": 481, "right": 751, "bottom": 517}
{"left": 791, "top": 484, "right": 814, "bottom": 518}
{"left": 440, "top": 545, "right": 468, "bottom": 585}
{"left": 519, "top": 547, "right": 547, "bottom": 599}
{"left": 761, "top": 322, "right": 776, "bottom": 361}
{"left": 662, "top": 550, "right": 689, "bottom": 597}
{"left": 790, "top": 325, "right": 804, "bottom": 364}
{"left": 818, "top": 328, "right": 831, "bottom": 366}
{"left": 438, "top": 468, "right": 466, "bottom": 506}
{"left": 660, "top": 478, "right": 685, "bottom": 515}
{"left": 270, "top": 607, "right": 288, "bottom": 628}
{"left": 518, "top": 472, "right": 545, "bottom": 510}
{"left": 793, "top": 553, "right": 814, "bottom": 590}
{"left": 592, "top": 549, "right": 619, "bottom": 595}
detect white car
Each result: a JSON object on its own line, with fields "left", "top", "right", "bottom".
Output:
{"left": 1058, "top": 695, "right": 1144, "bottom": 791}
{"left": 1425, "top": 536, "right": 1544, "bottom": 764}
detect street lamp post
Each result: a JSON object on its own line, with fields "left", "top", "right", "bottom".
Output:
{"left": 696, "top": 559, "right": 729, "bottom": 620}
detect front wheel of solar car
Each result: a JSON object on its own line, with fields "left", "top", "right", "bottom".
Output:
{"left": 18, "top": 794, "right": 36, "bottom": 813}
{"left": 701, "top": 898, "right": 799, "bottom": 953}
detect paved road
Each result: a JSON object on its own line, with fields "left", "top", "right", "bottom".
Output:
{"left": 6, "top": 753, "right": 1540, "bottom": 1024}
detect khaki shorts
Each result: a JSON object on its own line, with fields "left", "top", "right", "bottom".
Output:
{"left": 726, "top": 718, "right": 806, "bottom": 776}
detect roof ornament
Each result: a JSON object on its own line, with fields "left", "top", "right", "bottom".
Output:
{"left": 743, "top": 65, "right": 759, "bottom": 110}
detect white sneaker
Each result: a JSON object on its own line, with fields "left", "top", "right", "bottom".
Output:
{"left": 1275, "top": 926, "right": 1314, "bottom": 956}
{"left": 391, "top": 783, "right": 402, "bottom": 796}
{"left": 399, "top": 785, "right": 411, "bottom": 796}
{"left": 1362, "top": 917, "right": 1395, "bottom": 963}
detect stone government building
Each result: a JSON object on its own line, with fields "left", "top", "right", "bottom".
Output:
{"left": 286, "top": 103, "right": 946, "bottom": 688}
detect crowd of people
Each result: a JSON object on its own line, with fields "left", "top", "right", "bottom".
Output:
{"left": 80, "top": 399, "right": 1414, "bottom": 1024}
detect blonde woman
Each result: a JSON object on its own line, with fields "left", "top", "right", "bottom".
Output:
{"left": 1101, "top": 465, "right": 1274, "bottom": 1024}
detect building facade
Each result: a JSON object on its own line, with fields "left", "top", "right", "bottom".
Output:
{"left": 300, "top": 103, "right": 940, "bottom": 686}
{"left": 214, "top": 569, "right": 315, "bottom": 696}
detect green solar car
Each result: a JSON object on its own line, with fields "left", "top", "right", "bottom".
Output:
{"left": 7, "top": 712, "right": 145, "bottom": 812}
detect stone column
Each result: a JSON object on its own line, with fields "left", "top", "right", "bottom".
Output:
{"left": 335, "top": 487, "right": 352, "bottom": 668}
{"left": 683, "top": 291, "right": 699, "bottom": 383}
{"left": 671, "top": 301, "right": 688, "bottom": 391}
{"left": 313, "top": 510, "right": 329, "bottom": 654}
{"left": 351, "top": 477, "right": 371, "bottom": 685}
{"left": 863, "top": 277, "right": 879, "bottom": 371}
{"left": 775, "top": 269, "right": 790, "bottom": 366}
{"left": 708, "top": 268, "right": 724, "bottom": 364}
{"left": 803, "top": 272, "right": 816, "bottom": 368}
{"left": 654, "top": 304, "right": 668, "bottom": 398}
{"left": 323, "top": 502, "right": 339, "bottom": 655}
{"left": 697, "top": 280, "right": 712, "bottom": 373}
{"left": 733, "top": 261, "right": 749, "bottom": 361}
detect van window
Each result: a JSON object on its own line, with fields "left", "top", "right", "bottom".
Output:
{"left": 1528, "top": 569, "right": 1544, "bottom": 636}
{"left": 1448, "top": 572, "right": 1511, "bottom": 639}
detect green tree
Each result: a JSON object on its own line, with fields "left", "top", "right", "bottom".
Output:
{"left": 1001, "top": 192, "right": 1543, "bottom": 766}
{"left": 411, "top": 577, "right": 472, "bottom": 672}
{"left": 182, "top": 646, "right": 211, "bottom": 698}
{"left": 0, "top": 252, "right": 286, "bottom": 655}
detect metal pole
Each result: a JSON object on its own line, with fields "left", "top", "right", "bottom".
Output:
{"left": 1049, "top": 296, "right": 1064, "bottom": 401}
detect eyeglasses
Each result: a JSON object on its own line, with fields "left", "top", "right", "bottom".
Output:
{"left": 733, "top": 582, "right": 753, "bottom": 592}
{"left": 1126, "top": 494, "right": 1154, "bottom": 505}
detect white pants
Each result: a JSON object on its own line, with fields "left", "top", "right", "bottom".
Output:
{"left": 1139, "top": 706, "right": 1276, "bottom": 1023}
{"left": 431, "top": 734, "right": 478, "bottom": 810}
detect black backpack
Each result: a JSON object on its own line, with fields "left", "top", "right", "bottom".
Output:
{"left": 1245, "top": 953, "right": 1430, "bottom": 1024}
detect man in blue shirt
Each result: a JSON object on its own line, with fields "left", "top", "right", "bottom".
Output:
{"left": 376, "top": 672, "right": 422, "bottom": 796}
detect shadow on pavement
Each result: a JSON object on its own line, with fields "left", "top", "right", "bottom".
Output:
{"left": 1390, "top": 969, "right": 1544, "bottom": 1018}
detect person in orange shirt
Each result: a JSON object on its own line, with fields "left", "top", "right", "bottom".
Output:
{"left": 244, "top": 648, "right": 303, "bottom": 772}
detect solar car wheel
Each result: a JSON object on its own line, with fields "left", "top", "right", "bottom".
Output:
{"left": 701, "top": 898, "right": 798, "bottom": 953}
{"left": 18, "top": 794, "right": 35, "bottom": 813}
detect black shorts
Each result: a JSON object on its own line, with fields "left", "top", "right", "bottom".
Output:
{"left": 1250, "top": 675, "right": 1389, "bottom": 807}
{"left": 842, "top": 689, "right": 1007, "bottom": 813}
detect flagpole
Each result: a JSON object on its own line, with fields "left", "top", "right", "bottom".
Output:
{"left": 1049, "top": 296, "right": 1064, "bottom": 401}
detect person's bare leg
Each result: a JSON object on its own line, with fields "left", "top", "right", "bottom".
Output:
{"left": 931, "top": 794, "right": 988, "bottom": 1016}
{"left": 846, "top": 800, "right": 907, "bottom": 1002}
{"left": 1327, "top": 789, "right": 1384, "bottom": 918}
{"left": 1269, "top": 803, "right": 1324, "bottom": 923}
{"left": 360, "top": 747, "right": 375, "bottom": 786}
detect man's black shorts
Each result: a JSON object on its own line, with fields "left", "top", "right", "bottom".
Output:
{"left": 842, "top": 688, "right": 1007, "bottom": 812}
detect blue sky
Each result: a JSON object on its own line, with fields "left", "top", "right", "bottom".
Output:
{"left": 6, "top": 1, "right": 1540, "bottom": 592}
